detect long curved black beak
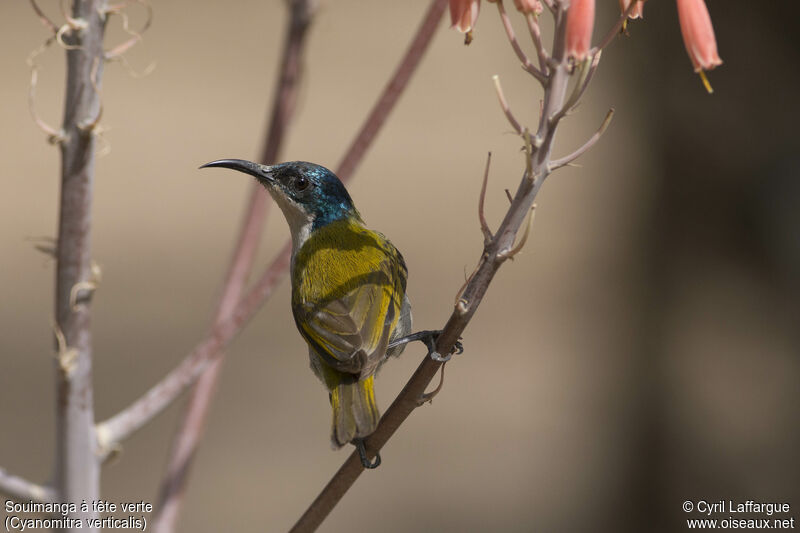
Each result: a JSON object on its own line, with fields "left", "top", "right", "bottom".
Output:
{"left": 200, "top": 159, "right": 274, "bottom": 184}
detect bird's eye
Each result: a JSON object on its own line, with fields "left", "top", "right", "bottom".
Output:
{"left": 294, "top": 176, "right": 310, "bottom": 191}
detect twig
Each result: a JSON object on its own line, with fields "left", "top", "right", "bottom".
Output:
{"left": 525, "top": 12, "right": 549, "bottom": 73}
{"left": 549, "top": 108, "right": 614, "bottom": 170}
{"left": 492, "top": 75, "right": 522, "bottom": 134}
{"left": 497, "top": 204, "right": 535, "bottom": 261}
{"left": 291, "top": 6, "right": 576, "bottom": 532}
{"left": 53, "top": 0, "right": 108, "bottom": 529}
{"left": 495, "top": 0, "right": 546, "bottom": 84}
{"left": 150, "top": 2, "right": 315, "bottom": 531}
{"left": 30, "top": 0, "right": 59, "bottom": 34}
{"left": 478, "top": 152, "right": 493, "bottom": 244}
{"left": 0, "top": 468, "right": 56, "bottom": 504}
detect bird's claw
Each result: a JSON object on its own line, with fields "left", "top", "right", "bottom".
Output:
{"left": 387, "top": 330, "right": 463, "bottom": 362}
{"left": 355, "top": 438, "right": 381, "bottom": 469}
{"left": 421, "top": 331, "right": 463, "bottom": 362}
{"left": 430, "top": 350, "right": 451, "bottom": 362}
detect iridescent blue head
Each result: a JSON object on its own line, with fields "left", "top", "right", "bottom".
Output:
{"left": 201, "top": 159, "right": 361, "bottom": 243}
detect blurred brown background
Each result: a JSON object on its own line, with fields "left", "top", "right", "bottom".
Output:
{"left": 2, "top": 1, "right": 798, "bottom": 531}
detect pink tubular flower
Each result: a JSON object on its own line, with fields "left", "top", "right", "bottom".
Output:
{"left": 676, "top": 0, "right": 722, "bottom": 72}
{"left": 619, "top": 0, "right": 644, "bottom": 19}
{"left": 566, "top": 0, "right": 595, "bottom": 61}
{"left": 449, "top": 0, "right": 480, "bottom": 33}
{"left": 514, "top": 0, "right": 543, "bottom": 16}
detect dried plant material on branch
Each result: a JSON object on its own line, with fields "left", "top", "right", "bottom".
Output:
{"left": 103, "top": 0, "right": 154, "bottom": 65}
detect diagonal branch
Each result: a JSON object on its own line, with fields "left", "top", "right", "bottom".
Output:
{"left": 0, "top": 468, "right": 56, "bottom": 504}
{"left": 30, "top": 0, "right": 59, "bottom": 33}
{"left": 549, "top": 108, "right": 614, "bottom": 170}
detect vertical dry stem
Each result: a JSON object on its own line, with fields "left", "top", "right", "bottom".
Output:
{"left": 54, "top": 1, "right": 107, "bottom": 529}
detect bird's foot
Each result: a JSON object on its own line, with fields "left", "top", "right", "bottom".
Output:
{"left": 354, "top": 438, "right": 381, "bottom": 469}
{"left": 388, "top": 330, "right": 463, "bottom": 362}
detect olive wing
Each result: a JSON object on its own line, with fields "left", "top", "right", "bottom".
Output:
{"left": 295, "top": 254, "right": 405, "bottom": 376}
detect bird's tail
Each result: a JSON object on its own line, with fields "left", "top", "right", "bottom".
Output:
{"left": 330, "top": 375, "right": 380, "bottom": 448}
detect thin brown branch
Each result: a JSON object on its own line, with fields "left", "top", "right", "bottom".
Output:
{"left": 418, "top": 362, "right": 446, "bottom": 404}
{"left": 30, "top": 0, "right": 59, "bottom": 34}
{"left": 291, "top": 8, "right": 576, "bottom": 532}
{"left": 0, "top": 468, "right": 56, "bottom": 504}
{"left": 496, "top": 0, "right": 547, "bottom": 84}
{"left": 478, "top": 152, "right": 493, "bottom": 244}
{"left": 53, "top": 0, "right": 108, "bottom": 527}
{"left": 549, "top": 108, "right": 614, "bottom": 170}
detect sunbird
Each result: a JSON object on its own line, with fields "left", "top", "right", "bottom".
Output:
{"left": 202, "top": 159, "right": 413, "bottom": 467}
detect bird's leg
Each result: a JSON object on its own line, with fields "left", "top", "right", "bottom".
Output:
{"left": 388, "top": 330, "right": 464, "bottom": 362}
{"left": 354, "top": 438, "right": 381, "bottom": 469}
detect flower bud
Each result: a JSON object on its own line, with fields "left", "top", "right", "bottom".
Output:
{"left": 566, "top": 0, "right": 595, "bottom": 61}
{"left": 676, "top": 0, "right": 722, "bottom": 72}
{"left": 449, "top": 0, "right": 481, "bottom": 33}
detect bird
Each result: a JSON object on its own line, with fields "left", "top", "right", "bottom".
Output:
{"left": 201, "top": 159, "right": 412, "bottom": 468}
